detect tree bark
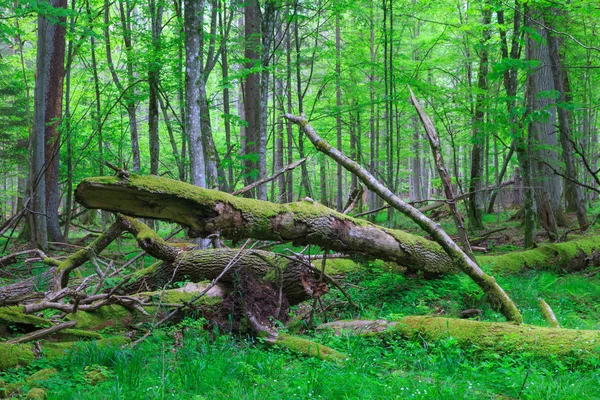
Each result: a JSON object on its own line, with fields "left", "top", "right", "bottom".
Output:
{"left": 184, "top": 0, "right": 206, "bottom": 187}
{"left": 243, "top": 0, "right": 262, "bottom": 198}
{"left": 148, "top": 0, "right": 163, "bottom": 176}
{"left": 32, "top": 0, "right": 68, "bottom": 247}
{"left": 335, "top": 12, "right": 343, "bottom": 212}
{"left": 467, "top": 4, "right": 491, "bottom": 230}
{"left": 526, "top": 7, "right": 569, "bottom": 230}
{"left": 546, "top": 20, "right": 588, "bottom": 228}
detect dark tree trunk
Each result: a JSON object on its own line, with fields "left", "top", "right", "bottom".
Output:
{"left": 467, "top": 4, "right": 491, "bottom": 231}
{"left": 243, "top": 0, "right": 262, "bottom": 197}
{"left": 32, "top": 0, "right": 68, "bottom": 247}
{"left": 546, "top": 19, "right": 588, "bottom": 228}
{"left": 148, "top": 0, "right": 163, "bottom": 176}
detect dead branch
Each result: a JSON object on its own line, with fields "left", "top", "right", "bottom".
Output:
{"left": 8, "top": 321, "right": 78, "bottom": 344}
{"left": 232, "top": 158, "right": 307, "bottom": 196}
{"left": 284, "top": 112, "right": 523, "bottom": 323}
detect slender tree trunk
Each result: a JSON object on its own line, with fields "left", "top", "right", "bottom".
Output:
{"left": 184, "top": 0, "right": 206, "bottom": 188}
{"left": 219, "top": 3, "right": 234, "bottom": 188}
{"left": 62, "top": 0, "right": 76, "bottom": 241}
{"left": 294, "top": 6, "right": 312, "bottom": 198}
{"left": 114, "top": 0, "right": 141, "bottom": 172}
{"left": 285, "top": 4, "right": 294, "bottom": 202}
{"left": 368, "top": 4, "right": 377, "bottom": 214}
{"left": 148, "top": 0, "right": 163, "bottom": 176}
{"left": 546, "top": 19, "right": 588, "bottom": 227}
{"left": 335, "top": 13, "right": 343, "bottom": 211}
{"left": 243, "top": 0, "right": 262, "bottom": 197}
{"left": 467, "top": 4, "right": 491, "bottom": 230}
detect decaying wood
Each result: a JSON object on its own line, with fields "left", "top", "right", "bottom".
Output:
{"left": 74, "top": 175, "right": 458, "bottom": 275}
{"left": 284, "top": 113, "right": 523, "bottom": 323}
{"left": 538, "top": 298, "right": 560, "bottom": 328}
{"left": 318, "top": 316, "right": 600, "bottom": 359}
{"left": 8, "top": 321, "right": 78, "bottom": 344}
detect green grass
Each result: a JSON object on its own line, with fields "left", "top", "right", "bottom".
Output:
{"left": 2, "top": 324, "right": 599, "bottom": 400}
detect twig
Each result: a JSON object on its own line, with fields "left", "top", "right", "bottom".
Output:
{"left": 232, "top": 158, "right": 307, "bottom": 196}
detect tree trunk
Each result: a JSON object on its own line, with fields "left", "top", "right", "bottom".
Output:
{"left": 526, "top": 7, "right": 569, "bottom": 230}
{"left": 243, "top": 0, "right": 262, "bottom": 198}
{"left": 75, "top": 175, "right": 456, "bottom": 275}
{"left": 32, "top": 0, "right": 68, "bottom": 248}
{"left": 335, "top": 13, "right": 343, "bottom": 212}
{"left": 148, "top": 0, "right": 163, "bottom": 176}
{"left": 184, "top": 0, "right": 206, "bottom": 187}
{"left": 467, "top": 5, "right": 491, "bottom": 231}
{"left": 546, "top": 19, "right": 588, "bottom": 227}
{"left": 319, "top": 316, "right": 600, "bottom": 360}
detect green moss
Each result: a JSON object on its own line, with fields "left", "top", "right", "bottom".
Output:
{"left": 0, "top": 343, "right": 35, "bottom": 370}
{"left": 26, "top": 368, "right": 57, "bottom": 384}
{"left": 140, "top": 286, "right": 223, "bottom": 306}
{"left": 66, "top": 305, "right": 131, "bottom": 330}
{"left": 275, "top": 333, "right": 347, "bottom": 363}
{"left": 314, "top": 258, "right": 362, "bottom": 275}
{"left": 25, "top": 388, "right": 46, "bottom": 399}
{"left": 130, "top": 261, "right": 161, "bottom": 282}
{"left": 59, "top": 329, "right": 103, "bottom": 340}
{"left": 388, "top": 316, "right": 600, "bottom": 359}
{"left": 0, "top": 306, "right": 51, "bottom": 327}
{"left": 480, "top": 237, "right": 600, "bottom": 275}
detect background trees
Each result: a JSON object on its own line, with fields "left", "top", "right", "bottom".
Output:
{"left": 0, "top": 0, "right": 599, "bottom": 247}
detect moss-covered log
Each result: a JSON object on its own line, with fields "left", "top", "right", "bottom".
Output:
{"left": 76, "top": 176, "right": 600, "bottom": 279}
{"left": 318, "top": 317, "right": 600, "bottom": 360}
{"left": 75, "top": 175, "right": 456, "bottom": 275}
{"left": 478, "top": 236, "right": 600, "bottom": 275}
{"left": 125, "top": 248, "right": 317, "bottom": 305}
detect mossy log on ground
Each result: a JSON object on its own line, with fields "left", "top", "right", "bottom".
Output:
{"left": 271, "top": 333, "right": 347, "bottom": 363}
{"left": 318, "top": 317, "right": 600, "bottom": 359}
{"left": 75, "top": 175, "right": 456, "bottom": 275}
{"left": 478, "top": 237, "right": 600, "bottom": 275}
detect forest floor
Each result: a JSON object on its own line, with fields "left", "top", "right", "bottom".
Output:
{"left": 1, "top": 207, "right": 600, "bottom": 399}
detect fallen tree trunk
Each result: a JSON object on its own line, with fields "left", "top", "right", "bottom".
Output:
{"left": 318, "top": 316, "right": 600, "bottom": 360}
{"left": 75, "top": 175, "right": 457, "bottom": 275}
{"left": 478, "top": 236, "right": 600, "bottom": 275}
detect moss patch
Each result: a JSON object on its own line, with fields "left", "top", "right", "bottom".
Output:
{"left": 275, "top": 333, "right": 347, "bottom": 363}
{"left": 25, "top": 388, "right": 46, "bottom": 399}
{"left": 388, "top": 316, "right": 600, "bottom": 359}
{"left": 26, "top": 368, "right": 57, "bottom": 384}
{"left": 66, "top": 305, "right": 132, "bottom": 330}
{"left": 0, "top": 343, "right": 35, "bottom": 370}
{"left": 0, "top": 306, "right": 51, "bottom": 327}
{"left": 59, "top": 329, "right": 103, "bottom": 340}
{"left": 480, "top": 237, "right": 600, "bottom": 275}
